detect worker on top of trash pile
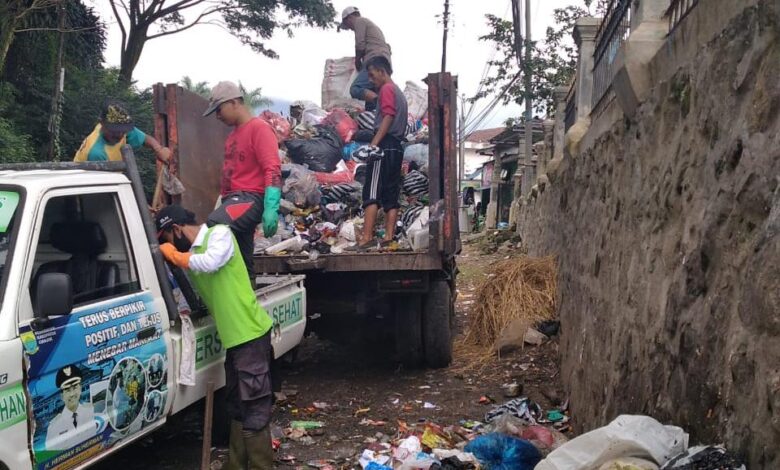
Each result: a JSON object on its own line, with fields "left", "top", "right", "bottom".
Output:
{"left": 202, "top": 81, "right": 282, "bottom": 277}
{"left": 347, "top": 56, "right": 408, "bottom": 251}
{"left": 74, "top": 101, "right": 171, "bottom": 163}
{"left": 156, "top": 204, "right": 274, "bottom": 470}
{"left": 339, "top": 6, "right": 392, "bottom": 111}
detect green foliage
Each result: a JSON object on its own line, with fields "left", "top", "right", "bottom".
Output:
{"left": 473, "top": 0, "right": 608, "bottom": 116}
{"left": 180, "top": 76, "right": 210, "bottom": 98}
{"left": 0, "top": 84, "right": 35, "bottom": 163}
{"left": 1, "top": 0, "right": 106, "bottom": 159}
{"left": 113, "top": 0, "right": 337, "bottom": 83}
{"left": 239, "top": 82, "right": 273, "bottom": 110}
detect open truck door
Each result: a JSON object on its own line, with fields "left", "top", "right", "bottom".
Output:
{"left": 19, "top": 184, "right": 175, "bottom": 469}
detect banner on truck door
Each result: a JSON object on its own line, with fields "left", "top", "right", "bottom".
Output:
{"left": 20, "top": 292, "right": 168, "bottom": 470}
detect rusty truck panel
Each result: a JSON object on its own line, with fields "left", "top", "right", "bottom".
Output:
{"left": 153, "top": 83, "right": 230, "bottom": 222}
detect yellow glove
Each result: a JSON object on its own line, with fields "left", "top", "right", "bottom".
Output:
{"left": 160, "top": 243, "right": 191, "bottom": 269}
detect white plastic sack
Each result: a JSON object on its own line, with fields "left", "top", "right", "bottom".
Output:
{"left": 407, "top": 207, "right": 430, "bottom": 251}
{"left": 535, "top": 415, "right": 689, "bottom": 470}
{"left": 322, "top": 57, "right": 363, "bottom": 111}
{"left": 403, "top": 143, "right": 429, "bottom": 172}
{"left": 404, "top": 81, "right": 428, "bottom": 120}
{"left": 301, "top": 107, "right": 328, "bottom": 126}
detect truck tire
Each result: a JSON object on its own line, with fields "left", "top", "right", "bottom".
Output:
{"left": 394, "top": 295, "right": 424, "bottom": 368}
{"left": 211, "top": 387, "right": 231, "bottom": 446}
{"left": 423, "top": 280, "right": 453, "bottom": 368}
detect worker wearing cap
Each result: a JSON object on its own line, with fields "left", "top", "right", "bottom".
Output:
{"left": 155, "top": 204, "right": 274, "bottom": 470}
{"left": 339, "top": 6, "right": 392, "bottom": 111}
{"left": 45, "top": 364, "right": 98, "bottom": 451}
{"left": 74, "top": 101, "right": 171, "bottom": 163}
{"left": 202, "top": 81, "right": 281, "bottom": 277}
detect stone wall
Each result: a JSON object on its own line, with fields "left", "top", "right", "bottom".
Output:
{"left": 518, "top": 2, "right": 780, "bottom": 467}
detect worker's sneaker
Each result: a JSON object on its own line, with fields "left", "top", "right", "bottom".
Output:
{"left": 343, "top": 239, "right": 378, "bottom": 252}
{"left": 379, "top": 240, "right": 399, "bottom": 251}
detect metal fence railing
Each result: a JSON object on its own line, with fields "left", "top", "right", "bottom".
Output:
{"left": 667, "top": 0, "right": 700, "bottom": 34}
{"left": 564, "top": 82, "right": 577, "bottom": 132}
{"left": 591, "top": 0, "right": 632, "bottom": 111}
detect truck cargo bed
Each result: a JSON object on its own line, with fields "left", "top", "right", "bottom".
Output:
{"left": 254, "top": 251, "right": 443, "bottom": 274}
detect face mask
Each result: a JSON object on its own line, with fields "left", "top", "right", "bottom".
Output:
{"left": 173, "top": 232, "right": 192, "bottom": 252}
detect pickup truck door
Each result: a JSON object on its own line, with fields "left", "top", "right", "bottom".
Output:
{"left": 19, "top": 188, "right": 172, "bottom": 469}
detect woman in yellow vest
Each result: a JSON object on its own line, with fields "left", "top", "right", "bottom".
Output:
{"left": 73, "top": 102, "right": 171, "bottom": 163}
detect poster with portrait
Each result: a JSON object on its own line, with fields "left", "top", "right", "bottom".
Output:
{"left": 20, "top": 292, "right": 169, "bottom": 470}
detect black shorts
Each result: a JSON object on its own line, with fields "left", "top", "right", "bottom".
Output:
{"left": 362, "top": 136, "right": 404, "bottom": 211}
{"left": 224, "top": 333, "right": 273, "bottom": 431}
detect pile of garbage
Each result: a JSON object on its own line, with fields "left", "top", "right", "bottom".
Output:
{"left": 255, "top": 71, "right": 432, "bottom": 257}
{"left": 274, "top": 391, "right": 747, "bottom": 470}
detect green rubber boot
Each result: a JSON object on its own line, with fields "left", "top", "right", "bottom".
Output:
{"left": 226, "top": 420, "right": 247, "bottom": 470}
{"left": 244, "top": 426, "right": 273, "bottom": 470}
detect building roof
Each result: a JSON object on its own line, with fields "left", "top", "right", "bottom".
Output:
{"left": 465, "top": 127, "right": 506, "bottom": 144}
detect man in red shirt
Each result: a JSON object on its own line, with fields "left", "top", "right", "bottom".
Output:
{"left": 349, "top": 56, "right": 409, "bottom": 251}
{"left": 203, "top": 81, "right": 282, "bottom": 275}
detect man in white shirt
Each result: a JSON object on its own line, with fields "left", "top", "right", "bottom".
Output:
{"left": 45, "top": 364, "right": 98, "bottom": 451}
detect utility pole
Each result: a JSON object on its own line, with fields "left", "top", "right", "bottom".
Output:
{"left": 459, "top": 94, "right": 466, "bottom": 187}
{"left": 522, "top": 0, "right": 534, "bottom": 200}
{"left": 47, "top": 0, "right": 67, "bottom": 162}
{"left": 441, "top": 0, "right": 450, "bottom": 73}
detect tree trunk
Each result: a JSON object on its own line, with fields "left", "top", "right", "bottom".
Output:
{"left": 0, "top": 17, "right": 17, "bottom": 77}
{"left": 118, "top": 25, "right": 149, "bottom": 85}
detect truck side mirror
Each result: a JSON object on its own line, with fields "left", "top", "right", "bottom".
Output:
{"left": 35, "top": 273, "right": 73, "bottom": 319}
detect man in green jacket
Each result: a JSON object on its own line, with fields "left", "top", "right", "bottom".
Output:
{"left": 156, "top": 205, "right": 273, "bottom": 470}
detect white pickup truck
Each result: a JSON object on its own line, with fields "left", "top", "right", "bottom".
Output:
{"left": 0, "top": 154, "right": 306, "bottom": 470}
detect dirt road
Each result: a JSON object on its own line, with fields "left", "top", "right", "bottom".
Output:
{"left": 95, "top": 241, "right": 565, "bottom": 469}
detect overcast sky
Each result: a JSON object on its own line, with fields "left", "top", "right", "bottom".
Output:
{"left": 88, "top": 0, "right": 579, "bottom": 130}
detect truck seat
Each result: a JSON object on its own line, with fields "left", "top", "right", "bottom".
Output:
{"left": 34, "top": 221, "right": 120, "bottom": 301}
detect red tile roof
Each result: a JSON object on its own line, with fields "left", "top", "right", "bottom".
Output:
{"left": 465, "top": 127, "right": 506, "bottom": 143}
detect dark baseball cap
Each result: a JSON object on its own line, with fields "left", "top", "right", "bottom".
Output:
{"left": 155, "top": 205, "right": 196, "bottom": 240}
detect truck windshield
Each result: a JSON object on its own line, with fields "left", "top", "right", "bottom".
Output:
{"left": 0, "top": 190, "right": 22, "bottom": 303}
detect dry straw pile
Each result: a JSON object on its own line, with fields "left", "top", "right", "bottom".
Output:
{"left": 455, "top": 256, "right": 558, "bottom": 371}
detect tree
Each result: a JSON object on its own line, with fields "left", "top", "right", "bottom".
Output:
{"left": 1, "top": 0, "right": 60, "bottom": 74}
{"left": 109, "top": 0, "right": 337, "bottom": 84}
{"left": 180, "top": 75, "right": 210, "bottom": 97}
{"left": 473, "top": 0, "right": 608, "bottom": 116}
{"left": 239, "top": 82, "right": 272, "bottom": 110}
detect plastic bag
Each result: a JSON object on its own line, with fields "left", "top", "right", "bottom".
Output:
{"left": 282, "top": 164, "right": 322, "bottom": 208}
{"left": 343, "top": 142, "right": 362, "bottom": 160}
{"left": 353, "top": 129, "right": 375, "bottom": 143}
{"left": 403, "top": 170, "right": 429, "bottom": 197}
{"left": 404, "top": 81, "right": 428, "bottom": 120}
{"left": 322, "top": 57, "right": 363, "bottom": 111}
{"left": 403, "top": 143, "right": 429, "bottom": 171}
{"left": 322, "top": 108, "right": 358, "bottom": 144}
{"left": 259, "top": 110, "right": 291, "bottom": 141}
{"left": 599, "top": 458, "right": 659, "bottom": 470}
{"left": 302, "top": 107, "right": 328, "bottom": 126}
{"left": 286, "top": 127, "right": 343, "bottom": 173}
{"left": 660, "top": 445, "right": 746, "bottom": 470}
{"left": 356, "top": 111, "right": 376, "bottom": 130}
{"left": 464, "top": 433, "right": 542, "bottom": 470}
{"left": 293, "top": 122, "right": 319, "bottom": 139}
{"left": 407, "top": 206, "right": 430, "bottom": 251}
{"left": 315, "top": 160, "right": 358, "bottom": 185}
{"left": 535, "top": 415, "right": 689, "bottom": 470}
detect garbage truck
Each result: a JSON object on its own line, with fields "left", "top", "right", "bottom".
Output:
{"left": 0, "top": 153, "right": 306, "bottom": 469}
{"left": 152, "top": 72, "right": 459, "bottom": 368}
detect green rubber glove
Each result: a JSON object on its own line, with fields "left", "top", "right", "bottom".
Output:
{"left": 262, "top": 187, "right": 281, "bottom": 237}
